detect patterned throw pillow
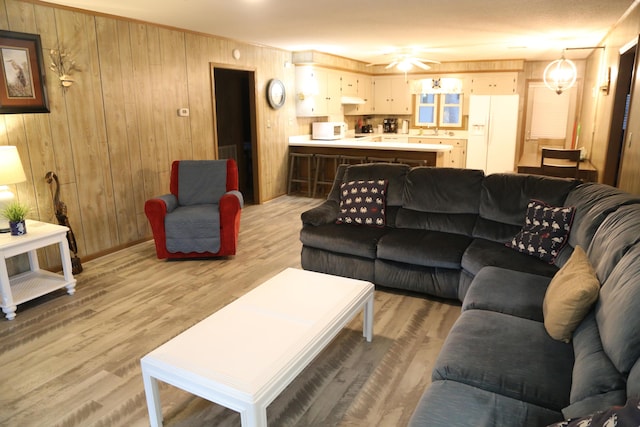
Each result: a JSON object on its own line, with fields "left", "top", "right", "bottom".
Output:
{"left": 506, "top": 199, "right": 575, "bottom": 264}
{"left": 546, "top": 397, "right": 640, "bottom": 427}
{"left": 337, "top": 179, "right": 387, "bottom": 227}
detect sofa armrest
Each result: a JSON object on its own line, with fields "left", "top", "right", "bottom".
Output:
{"left": 301, "top": 200, "right": 340, "bottom": 226}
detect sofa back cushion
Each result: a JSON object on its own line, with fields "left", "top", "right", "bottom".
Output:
{"left": 596, "top": 244, "right": 640, "bottom": 376}
{"left": 563, "top": 311, "right": 627, "bottom": 419}
{"left": 396, "top": 167, "right": 484, "bottom": 235}
{"left": 563, "top": 183, "right": 640, "bottom": 252}
{"left": 473, "top": 174, "right": 579, "bottom": 242}
{"left": 587, "top": 204, "right": 640, "bottom": 283}
{"left": 342, "top": 163, "right": 409, "bottom": 207}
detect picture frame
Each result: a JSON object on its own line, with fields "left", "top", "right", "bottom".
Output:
{"left": 0, "top": 30, "right": 49, "bottom": 114}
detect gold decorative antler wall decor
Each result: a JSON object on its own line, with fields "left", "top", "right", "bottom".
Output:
{"left": 49, "top": 45, "right": 80, "bottom": 89}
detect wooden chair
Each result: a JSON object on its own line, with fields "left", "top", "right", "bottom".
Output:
{"left": 540, "top": 148, "right": 581, "bottom": 179}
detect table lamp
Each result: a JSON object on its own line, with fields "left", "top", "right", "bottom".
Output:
{"left": 0, "top": 146, "right": 27, "bottom": 233}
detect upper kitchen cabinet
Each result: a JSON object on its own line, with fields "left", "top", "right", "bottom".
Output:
{"left": 470, "top": 73, "right": 518, "bottom": 95}
{"left": 373, "top": 76, "right": 412, "bottom": 114}
{"left": 344, "top": 73, "right": 373, "bottom": 115}
{"left": 295, "top": 66, "right": 342, "bottom": 117}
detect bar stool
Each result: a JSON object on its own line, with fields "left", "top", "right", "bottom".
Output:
{"left": 367, "top": 156, "right": 397, "bottom": 163}
{"left": 339, "top": 155, "right": 367, "bottom": 165}
{"left": 288, "top": 152, "right": 314, "bottom": 197}
{"left": 313, "top": 154, "right": 341, "bottom": 198}
{"left": 397, "top": 158, "right": 432, "bottom": 167}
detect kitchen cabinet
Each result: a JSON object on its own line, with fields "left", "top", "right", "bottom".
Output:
{"left": 409, "top": 137, "right": 467, "bottom": 168}
{"left": 295, "top": 66, "right": 342, "bottom": 117}
{"left": 373, "top": 76, "right": 412, "bottom": 114}
{"left": 470, "top": 73, "right": 518, "bottom": 95}
{"left": 344, "top": 74, "right": 373, "bottom": 115}
{"left": 381, "top": 135, "right": 409, "bottom": 143}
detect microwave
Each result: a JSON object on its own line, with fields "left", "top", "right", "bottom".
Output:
{"left": 312, "top": 122, "right": 346, "bottom": 140}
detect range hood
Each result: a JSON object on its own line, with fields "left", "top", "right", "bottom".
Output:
{"left": 340, "top": 96, "right": 366, "bottom": 105}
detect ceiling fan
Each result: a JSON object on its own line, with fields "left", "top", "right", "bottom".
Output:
{"left": 366, "top": 52, "right": 441, "bottom": 72}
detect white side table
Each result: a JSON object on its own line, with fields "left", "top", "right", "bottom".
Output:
{"left": 0, "top": 220, "right": 76, "bottom": 320}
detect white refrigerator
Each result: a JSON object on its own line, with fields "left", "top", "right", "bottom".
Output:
{"left": 466, "top": 95, "right": 519, "bottom": 174}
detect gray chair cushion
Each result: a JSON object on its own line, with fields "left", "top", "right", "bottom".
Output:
{"left": 177, "top": 160, "right": 228, "bottom": 206}
{"left": 165, "top": 204, "right": 221, "bottom": 253}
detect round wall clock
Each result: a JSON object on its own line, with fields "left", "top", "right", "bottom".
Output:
{"left": 267, "top": 79, "right": 286, "bottom": 109}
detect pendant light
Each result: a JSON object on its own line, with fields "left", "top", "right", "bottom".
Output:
{"left": 543, "top": 50, "right": 577, "bottom": 95}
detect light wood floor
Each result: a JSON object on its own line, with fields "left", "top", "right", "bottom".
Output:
{"left": 0, "top": 195, "right": 461, "bottom": 427}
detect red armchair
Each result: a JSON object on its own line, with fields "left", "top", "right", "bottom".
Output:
{"left": 145, "top": 159, "right": 243, "bottom": 260}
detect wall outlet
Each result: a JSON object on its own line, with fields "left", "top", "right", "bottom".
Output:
{"left": 178, "top": 108, "right": 189, "bottom": 117}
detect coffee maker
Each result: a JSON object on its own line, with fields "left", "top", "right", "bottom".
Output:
{"left": 383, "top": 118, "right": 398, "bottom": 133}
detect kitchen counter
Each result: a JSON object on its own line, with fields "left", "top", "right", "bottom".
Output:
{"left": 289, "top": 139, "right": 453, "bottom": 152}
{"left": 288, "top": 135, "right": 454, "bottom": 168}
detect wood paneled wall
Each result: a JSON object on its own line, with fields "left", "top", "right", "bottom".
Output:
{"left": 1, "top": 0, "right": 298, "bottom": 268}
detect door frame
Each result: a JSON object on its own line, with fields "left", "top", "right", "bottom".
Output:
{"left": 210, "top": 63, "right": 261, "bottom": 203}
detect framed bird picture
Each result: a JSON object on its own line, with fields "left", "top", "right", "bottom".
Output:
{"left": 0, "top": 30, "right": 49, "bottom": 114}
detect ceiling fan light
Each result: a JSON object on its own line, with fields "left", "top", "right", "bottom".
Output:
{"left": 543, "top": 55, "right": 577, "bottom": 95}
{"left": 397, "top": 59, "right": 413, "bottom": 72}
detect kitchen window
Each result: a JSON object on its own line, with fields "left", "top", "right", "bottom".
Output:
{"left": 415, "top": 93, "right": 463, "bottom": 128}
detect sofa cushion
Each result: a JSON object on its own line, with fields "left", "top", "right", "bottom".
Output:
{"left": 395, "top": 209, "right": 478, "bottom": 235}
{"left": 432, "top": 309, "right": 574, "bottom": 410}
{"left": 587, "top": 204, "right": 640, "bottom": 283}
{"left": 301, "top": 246, "right": 375, "bottom": 283}
{"left": 596, "top": 244, "right": 640, "bottom": 375}
{"left": 377, "top": 229, "right": 472, "bottom": 269}
{"left": 462, "top": 238, "right": 559, "bottom": 278}
{"left": 473, "top": 173, "right": 579, "bottom": 241}
{"left": 374, "top": 259, "right": 461, "bottom": 299}
{"left": 401, "top": 167, "right": 484, "bottom": 213}
{"left": 563, "top": 182, "right": 640, "bottom": 252}
{"left": 543, "top": 246, "right": 600, "bottom": 342}
{"left": 563, "top": 311, "right": 626, "bottom": 419}
{"left": 409, "top": 380, "right": 563, "bottom": 427}
{"left": 462, "top": 267, "right": 550, "bottom": 322}
{"left": 299, "top": 223, "right": 388, "bottom": 259}
{"left": 337, "top": 179, "right": 387, "bottom": 226}
{"left": 506, "top": 199, "right": 575, "bottom": 264}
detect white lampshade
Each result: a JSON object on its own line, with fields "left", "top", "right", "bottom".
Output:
{"left": 0, "top": 146, "right": 27, "bottom": 185}
{"left": 0, "top": 146, "right": 27, "bottom": 230}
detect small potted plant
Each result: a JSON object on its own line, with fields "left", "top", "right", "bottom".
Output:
{"left": 1, "top": 201, "right": 30, "bottom": 236}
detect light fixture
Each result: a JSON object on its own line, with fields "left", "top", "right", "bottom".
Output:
{"left": 0, "top": 146, "right": 27, "bottom": 232}
{"left": 543, "top": 46, "right": 606, "bottom": 95}
{"left": 543, "top": 50, "right": 577, "bottom": 95}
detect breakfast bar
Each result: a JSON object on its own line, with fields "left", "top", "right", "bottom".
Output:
{"left": 289, "top": 139, "right": 454, "bottom": 167}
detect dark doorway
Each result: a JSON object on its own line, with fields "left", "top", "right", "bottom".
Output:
{"left": 213, "top": 67, "right": 258, "bottom": 203}
{"left": 603, "top": 43, "right": 636, "bottom": 186}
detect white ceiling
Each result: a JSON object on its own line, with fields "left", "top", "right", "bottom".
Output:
{"left": 39, "top": 0, "right": 638, "bottom": 64}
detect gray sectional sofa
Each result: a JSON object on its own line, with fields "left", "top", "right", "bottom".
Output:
{"left": 299, "top": 163, "right": 640, "bottom": 426}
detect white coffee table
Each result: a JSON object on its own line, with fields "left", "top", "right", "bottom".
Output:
{"left": 141, "top": 268, "right": 374, "bottom": 427}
